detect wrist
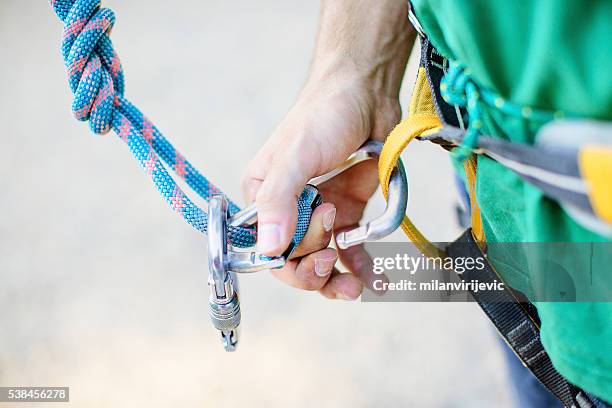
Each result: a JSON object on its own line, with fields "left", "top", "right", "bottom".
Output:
{"left": 306, "top": 53, "right": 403, "bottom": 97}
{"left": 308, "top": 0, "right": 415, "bottom": 99}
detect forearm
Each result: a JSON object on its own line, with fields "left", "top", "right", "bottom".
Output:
{"left": 308, "top": 0, "right": 416, "bottom": 98}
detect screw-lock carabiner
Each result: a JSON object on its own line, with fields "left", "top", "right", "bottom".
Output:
{"left": 207, "top": 195, "right": 241, "bottom": 352}
{"left": 207, "top": 140, "right": 408, "bottom": 351}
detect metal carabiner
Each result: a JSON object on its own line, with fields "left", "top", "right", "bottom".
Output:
{"left": 207, "top": 195, "right": 241, "bottom": 352}
{"left": 207, "top": 188, "right": 307, "bottom": 351}
{"left": 228, "top": 140, "right": 408, "bottom": 252}
{"left": 207, "top": 140, "right": 408, "bottom": 351}
{"left": 309, "top": 140, "right": 408, "bottom": 249}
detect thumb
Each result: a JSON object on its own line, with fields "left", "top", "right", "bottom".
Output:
{"left": 254, "top": 154, "right": 314, "bottom": 256}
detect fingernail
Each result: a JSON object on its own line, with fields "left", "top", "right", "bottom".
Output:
{"left": 322, "top": 207, "right": 336, "bottom": 232}
{"left": 257, "top": 223, "right": 281, "bottom": 254}
{"left": 336, "top": 293, "right": 356, "bottom": 301}
{"left": 314, "top": 257, "right": 336, "bottom": 277}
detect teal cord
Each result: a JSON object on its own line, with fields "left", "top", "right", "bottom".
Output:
{"left": 440, "top": 62, "right": 484, "bottom": 161}
{"left": 440, "top": 61, "right": 567, "bottom": 161}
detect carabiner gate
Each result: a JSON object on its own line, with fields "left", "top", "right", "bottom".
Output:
{"left": 311, "top": 140, "right": 408, "bottom": 249}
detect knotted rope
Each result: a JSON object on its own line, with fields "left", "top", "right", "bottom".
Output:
{"left": 50, "top": 0, "right": 314, "bottom": 249}
{"left": 440, "top": 62, "right": 484, "bottom": 161}
{"left": 440, "top": 60, "right": 567, "bottom": 161}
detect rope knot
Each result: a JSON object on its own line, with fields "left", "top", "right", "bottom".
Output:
{"left": 52, "top": 0, "right": 125, "bottom": 134}
{"left": 440, "top": 61, "right": 483, "bottom": 161}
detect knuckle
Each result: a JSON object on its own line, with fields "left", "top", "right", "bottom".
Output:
{"left": 255, "top": 186, "right": 277, "bottom": 208}
{"left": 240, "top": 177, "right": 254, "bottom": 199}
{"left": 295, "top": 265, "right": 326, "bottom": 291}
{"left": 303, "top": 279, "right": 325, "bottom": 291}
{"left": 299, "top": 280, "right": 322, "bottom": 291}
{"left": 317, "top": 230, "right": 333, "bottom": 248}
{"left": 303, "top": 237, "right": 330, "bottom": 255}
{"left": 292, "top": 233, "right": 331, "bottom": 259}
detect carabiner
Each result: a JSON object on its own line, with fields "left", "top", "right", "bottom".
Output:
{"left": 229, "top": 140, "right": 408, "bottom": 250}
{"left": 326, "top": 141, "right": 408, "bottom": 249}
{"left": 207, "top": 195, "right": 241, "bottom": 351}
{"left": 207, "top": 140, "right": 408, "bottom": 351}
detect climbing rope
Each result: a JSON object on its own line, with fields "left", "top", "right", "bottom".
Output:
{"left": 49, "top": 0, "right": 314, "bottom": 249}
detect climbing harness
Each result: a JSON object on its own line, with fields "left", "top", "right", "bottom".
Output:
{"left": 373, "top": 4, "right": 610, "bottom": 407}
{"left": 49, "top": 0, "right": 409, "bottom": 352}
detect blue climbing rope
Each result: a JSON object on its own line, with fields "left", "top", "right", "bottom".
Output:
{"left": 49, "top": 0, "right": 314, "bottom": 250}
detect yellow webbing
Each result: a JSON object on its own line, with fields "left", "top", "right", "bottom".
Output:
{"left": 579, "top": 146, "right": 612, "bottom": 223}
{"left": 379, "top": 67, "right": 486, "bottom": 258}
{"left": 379, "top": 67, "right": 444, "bottom": 258}
{"left": 462, "top": 156, "right": 486, "bottom": 244}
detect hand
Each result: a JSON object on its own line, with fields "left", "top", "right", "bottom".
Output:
{"left": 241, "top": 0, "right": 415, "bottom": 300}
{"left": 242, "top": 74, "right": 401, "bottom": 299}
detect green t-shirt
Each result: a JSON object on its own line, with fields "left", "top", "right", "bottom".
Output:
{"left": 412, "top": 0, "right": 612, "bottom": 401}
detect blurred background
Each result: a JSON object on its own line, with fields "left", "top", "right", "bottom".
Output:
{"left": 0, "top": 1, "right": 513, "bottom": 407}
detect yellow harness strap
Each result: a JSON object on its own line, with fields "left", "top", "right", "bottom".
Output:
{"left": 462, "top": 156, "right": 486, "bottom": 244}
{"left": 379, "top": 68, "right": 444, "bottom": 258}
{"left": 379, "top": 67, "right": 485, "bottom": 257}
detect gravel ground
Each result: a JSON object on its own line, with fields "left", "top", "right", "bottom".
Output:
{"left": 0, "top": 1, "right": 513, "bottom": 407}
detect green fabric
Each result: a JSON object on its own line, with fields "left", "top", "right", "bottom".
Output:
{"left": 412, "top": 0, "right": 612, "bottom": 402}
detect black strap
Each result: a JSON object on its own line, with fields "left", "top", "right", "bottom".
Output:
{"left": 446, "top": 230, "right": 594, "bottom": 408}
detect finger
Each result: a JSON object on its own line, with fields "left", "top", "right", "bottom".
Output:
{"left": 318, "top": 268, "right": 363, "bottom": 300}
{"left": 288, "top": 202, "right": 336, "bottom": 259}
{"left": 337, "top": 240, "right": 388, "bottom": 295}
{"left": 254, "top": 150, "right": 317, "bottom": 257}
{"left": 242, "top": 177, "right": 263, "bottom": 206}
{"left": 271, "top": 248, "right": 337, "bottom": 291}
{"left": 241, "top": 144, "right": 275, "bottom": 205}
